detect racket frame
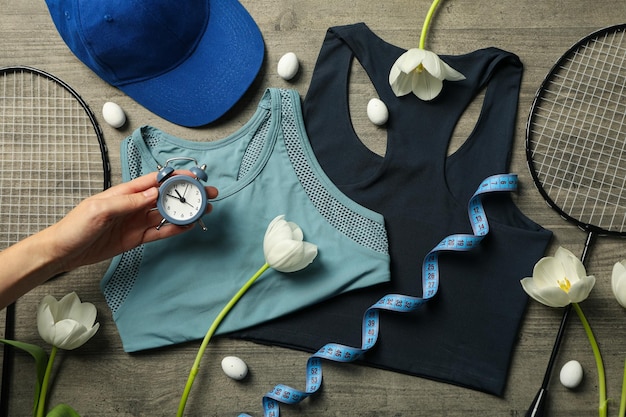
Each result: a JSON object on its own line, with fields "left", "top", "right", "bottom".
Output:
{"left": 0, "top": 65, "right": 111, "bottom": 414}
{"left": 524, "top": 23, "right": 626, "bottom": 416}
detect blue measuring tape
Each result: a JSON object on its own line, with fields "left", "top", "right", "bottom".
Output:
{"left": 239, "top": 173, "right": 518, "bottom": 417}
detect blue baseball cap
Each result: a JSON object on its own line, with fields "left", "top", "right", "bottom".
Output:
{"left": 44, "top": 0, "right": 265, "bottom": 127}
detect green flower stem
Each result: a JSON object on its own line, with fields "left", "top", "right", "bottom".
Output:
{"left": 176, "top": 262, "right": 270, "bottom": 417}
{"left": 619, "top": 361, "right": 626, "bottom": 417}
{"left": 572, "top": 302, "right": 607, "bottom": 417}
{"left": 36, "top": 345, "right": 57, "bottom": 417}
{"left": 419, "top": 0, "right": 442, "bottom": 49}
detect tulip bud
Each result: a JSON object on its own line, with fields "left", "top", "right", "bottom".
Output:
{"left": 520, "top": 247, "right": 595, "bottom": 308}
{"left": 389, "top": 48, "right": 465, "bottom": 100}
{"left": 263, "top": 215, "right": 318, "bottom": 273}
{"left": 612, "top": 260, "right": 626, "bottom": 309}
{"left": 37, "top": 292, "right": 99, "bottom": 350}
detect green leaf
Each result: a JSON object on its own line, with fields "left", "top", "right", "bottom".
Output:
{"left": 46, "top": 403, "right": 81, "bottom": 417}
{"left": 0, "top": 339, "right": 48, "bottom": 414}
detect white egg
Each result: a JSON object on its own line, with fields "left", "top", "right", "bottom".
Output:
{"left": 221, "top": 356, "right": 248, "bottom": 380}
{"left": 277, "top": 52, "right": 299, "bottom": 80}
{"left": 367, "top": 97, "right": 389, "bottom": 126}
{"left": 102, "top": 101, "right": 126, "bottom": 128}
{"left": 559, "top": 359, "right": 584, "bottom": 389}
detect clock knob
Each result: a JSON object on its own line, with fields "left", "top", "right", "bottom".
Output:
{"left": 156, "top": 166, "right": 175, "bottom": 183}
{"left": 190, "top": 164, "right": 208, "bottom": 182}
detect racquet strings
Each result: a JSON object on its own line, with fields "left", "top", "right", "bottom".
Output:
{"left": 528, "top": 27, "right": 626, "bottom": 234}
{"left": 0, "top": 67, "right": 109, "bottom": 248}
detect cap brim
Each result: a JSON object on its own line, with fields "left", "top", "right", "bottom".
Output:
{"left": 119, "top": 0, "right": 264, "bottom": 127}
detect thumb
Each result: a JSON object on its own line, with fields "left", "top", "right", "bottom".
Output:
{"left": 105, "top": 186, "right": 158, "bottom": 217}
{"left": 141, "top": 186, "right": 159, "bottom": 201}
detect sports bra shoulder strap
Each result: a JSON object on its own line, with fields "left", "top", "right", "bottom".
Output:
{"left": 328, "top": 24, "right": 404, "bottom": 99}
{"left": 445, "top": 49, "right": 523, "bottom": 199}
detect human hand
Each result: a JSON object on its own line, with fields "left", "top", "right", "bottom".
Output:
{"left": 43, "top": 172, "right": 218, "bottom": 273}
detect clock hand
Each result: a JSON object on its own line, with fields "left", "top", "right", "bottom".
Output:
{"left": 175, "top": 189, "right": 187, "bottom": 204}
{"left": 166, "top": 193, "right": 181, "bottom": 201}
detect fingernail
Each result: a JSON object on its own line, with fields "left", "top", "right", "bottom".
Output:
{"left": 143, "top": 187, "right": 158, "bottom": 198}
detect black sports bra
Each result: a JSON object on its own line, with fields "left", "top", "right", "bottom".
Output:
{"left": 230, "top": 23, "right": 552, "bottom": 396}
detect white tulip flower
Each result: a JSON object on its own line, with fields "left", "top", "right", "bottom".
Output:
{"left": 389, "top": 48, "right": 465, "bottom": 101}
{"left": 37, "top": 292, "right": 100, "bottom": 350}
{"left": 520, "top": 246, "right": 595, "bottom": 308}
{"left": 612, "top": 259, "right": 626, "bottom": 309}
{"left": 263, "top": 214, "right": 318, "bottom": 273}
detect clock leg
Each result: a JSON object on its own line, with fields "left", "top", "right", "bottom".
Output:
{"left": 156, "top": 218, "right": 168, "bottom": 230}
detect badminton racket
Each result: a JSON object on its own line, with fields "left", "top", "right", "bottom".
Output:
{"left": 0, "top": 66, "right": 111, "bottom": 414}
{"left": 525, "top": 23, "right": 626, "bottom": 416}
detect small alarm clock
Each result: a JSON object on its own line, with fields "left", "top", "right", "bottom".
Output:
{"left": 155, "top": 157, "right": 209, "bottom": 231}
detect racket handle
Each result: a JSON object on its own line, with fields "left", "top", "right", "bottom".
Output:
{"left": 526, "top": 303, "right": 571, "bottom": 416}
{"left": 525, "top": 387, "right": 548, "bottom": 417}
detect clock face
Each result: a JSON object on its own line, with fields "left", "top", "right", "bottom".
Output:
{"left": 157, "top": 176, "right": 207, "bottom": 225}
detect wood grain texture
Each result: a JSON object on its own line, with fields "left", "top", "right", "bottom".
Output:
{"left": 2, "top": 1, "right": 626, "bottom": 416}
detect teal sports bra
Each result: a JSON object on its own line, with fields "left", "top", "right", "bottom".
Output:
{"left": 100, "top": 88, "right": 390, "bottom": 352}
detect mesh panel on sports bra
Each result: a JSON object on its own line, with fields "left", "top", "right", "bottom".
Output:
{"left": 279, "top": 89, "right": 388, "bottom": 254}
{"left": 102, "top": 246, "right": 143, "bottom": 314}
{"left": 101, "top": 140, "right": 146, "bottom": 314}
{"left": 238, "top": 112, "right": 271, "bottom": 180}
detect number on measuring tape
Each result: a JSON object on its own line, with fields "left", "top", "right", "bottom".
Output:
{"left": 238, "top": 174, "right": 518, "bottom": 417}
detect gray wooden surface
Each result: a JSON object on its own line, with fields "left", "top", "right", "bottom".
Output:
{"left": 2, "top": 1, "right": 626, "bottom": 416}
